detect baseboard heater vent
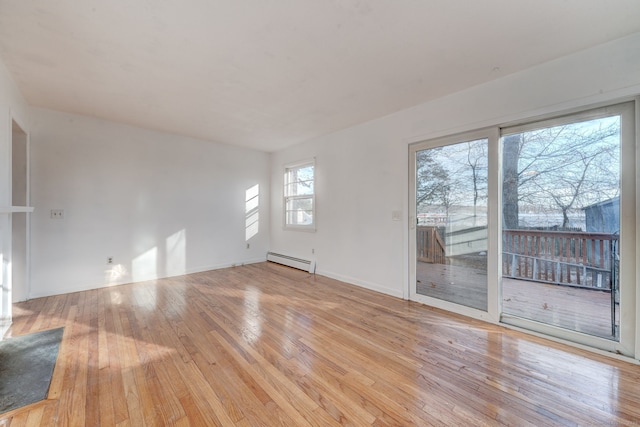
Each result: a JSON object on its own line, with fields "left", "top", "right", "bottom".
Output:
{"left": 267, "top": 252, "right": 316, "bottom": 274}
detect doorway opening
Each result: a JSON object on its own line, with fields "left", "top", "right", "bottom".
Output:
{"left": 11, "top": 120, "right": 28, "bottom": 303}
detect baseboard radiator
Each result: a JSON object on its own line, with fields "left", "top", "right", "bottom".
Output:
{"left": 266, "top": 252, "right": 316, "bottom": 274}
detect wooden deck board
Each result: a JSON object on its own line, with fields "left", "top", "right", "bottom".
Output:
{"left": 2, "top": 262, "right": 638, "bottom": 426}
{"left": 417, "top": 261, "right": 617, "bottom": 338}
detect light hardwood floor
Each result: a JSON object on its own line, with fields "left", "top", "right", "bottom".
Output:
{"left": 2, "top": 262, "right": 640, "bottom": 426}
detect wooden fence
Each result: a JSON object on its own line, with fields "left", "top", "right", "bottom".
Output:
{"left": 417, "top": 226, "right": 446, "bottom": 264}
{"left": 502, "top": 229, "right": 618, "bottom": 290}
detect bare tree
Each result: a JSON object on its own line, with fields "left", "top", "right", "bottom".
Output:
{"left": 464, "top": 140, "right": 488, "bottom": 224}
{"left": 503, "top": 118, "right": 620, "bottom": 229}
{"left": 416, "top": 148, "right": 451, "bottom": 208}
{"left": 418, "top": 118, "right": 618, "bottom": 231}
{"left": 502, "top": 134, "right": 520, "bottom": 229}
{"left": 416, "top": 140, "right": 487, "bottom": 223}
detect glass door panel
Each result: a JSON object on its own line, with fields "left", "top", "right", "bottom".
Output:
{"left": 501, "top": 115, "right": 621, "bottom": 340}
{"left": 415, "top": 139, "right": 489, "bottom": 311}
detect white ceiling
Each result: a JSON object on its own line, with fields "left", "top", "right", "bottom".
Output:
{"left": 1, "top": 1, "right": 639, "bottom": 152}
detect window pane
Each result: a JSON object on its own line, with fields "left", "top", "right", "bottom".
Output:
{"left": 294, "top": 165, "right": 314, "bottom": 179}
{"left": 286, "top": 211, "right": 313, "bottom": 225}
{"left": 284, "top": 163, "right": 315, "bottom": 228}
{"left": 286, "top": 197, "right": 314, "bottom": 225}
{"left": 286, "top": 197, "right": 312, "bottom": 211}
{"left": 285, "top": 180, "right": 314, "bottom": 196}
{"left": 502, "top": 115, "right": 620, "bottom": 340}
{"left": 416, "top": 139, "right": 488, "bottom": 311}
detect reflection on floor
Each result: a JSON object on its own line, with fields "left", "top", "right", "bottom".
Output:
{"left": 3, "top": 262, "right": 637, "bottom": 425}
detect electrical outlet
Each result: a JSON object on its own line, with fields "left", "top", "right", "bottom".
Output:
{"left": 50, "top": 209, "right": 64, "bottom": 219}
{"left": 107, "top": 256, "right": 113, "bottom": 264}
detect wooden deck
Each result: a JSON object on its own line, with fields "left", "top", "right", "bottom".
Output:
{"left": 417, "top": 261, "right": 617, "bottom": 338}
{"left": 2, "top": 262, "right": 638, "bottom": 426}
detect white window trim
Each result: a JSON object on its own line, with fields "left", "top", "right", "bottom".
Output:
{"left": 283, "top": 158, "right": 316, "bottom": 231}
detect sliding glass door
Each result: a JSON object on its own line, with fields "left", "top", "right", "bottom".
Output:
{"left": 500, "top": 103, "right": 635, "bottom": 351}
{"left": 410, "top": 129, "right": 498, "bottom": 317}
{"left": 410, "top": 101, "right": 636, "bottom": 355}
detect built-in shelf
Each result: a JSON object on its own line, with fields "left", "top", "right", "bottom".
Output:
{"left": 0, "top": 206, "right": 34, "bottom": 214}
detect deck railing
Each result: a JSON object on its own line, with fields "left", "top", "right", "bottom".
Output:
{"left": 416, "top": 227, "right": 618, "bottom": 290}
{"left": 502, "top": 229, "right": 618, "bottom": 290}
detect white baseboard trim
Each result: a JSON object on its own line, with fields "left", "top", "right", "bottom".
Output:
{"left": 317, "top": 269, "right": 404, "bottom": 299}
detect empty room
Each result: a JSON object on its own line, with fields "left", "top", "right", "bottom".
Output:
{"left": 1, "top": 1, "right": 640, "bottom": 425}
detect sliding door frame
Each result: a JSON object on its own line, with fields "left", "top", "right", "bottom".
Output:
{"left": 499, "top": 101, "right": 635, "bottom": 356}
{"left": 409, "top": 98, "right": 638, "bottom": 359}
{"left": 409, "top": 127, "right": 500, "bottom": 324}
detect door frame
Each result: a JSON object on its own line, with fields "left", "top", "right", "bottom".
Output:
{"left": 11, "top": 118, "right": 30, "bottom": 303}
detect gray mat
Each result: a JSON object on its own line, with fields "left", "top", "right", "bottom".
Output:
{"left": 0, "top": 327, "right": 64, "bottom": 413}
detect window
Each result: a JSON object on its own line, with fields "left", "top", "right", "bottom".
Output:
{"left": 284, "top": 160, "right": 315, "bottom": 230}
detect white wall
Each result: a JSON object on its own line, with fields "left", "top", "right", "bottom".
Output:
{"left": 29, "top": 108, "right": 270, "bottom": 298}
{"left": 0, "top": 56, "right": 30, "bottom": 330}
{"left": 270, "top": 32, "right": 640, "bottom": 299}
